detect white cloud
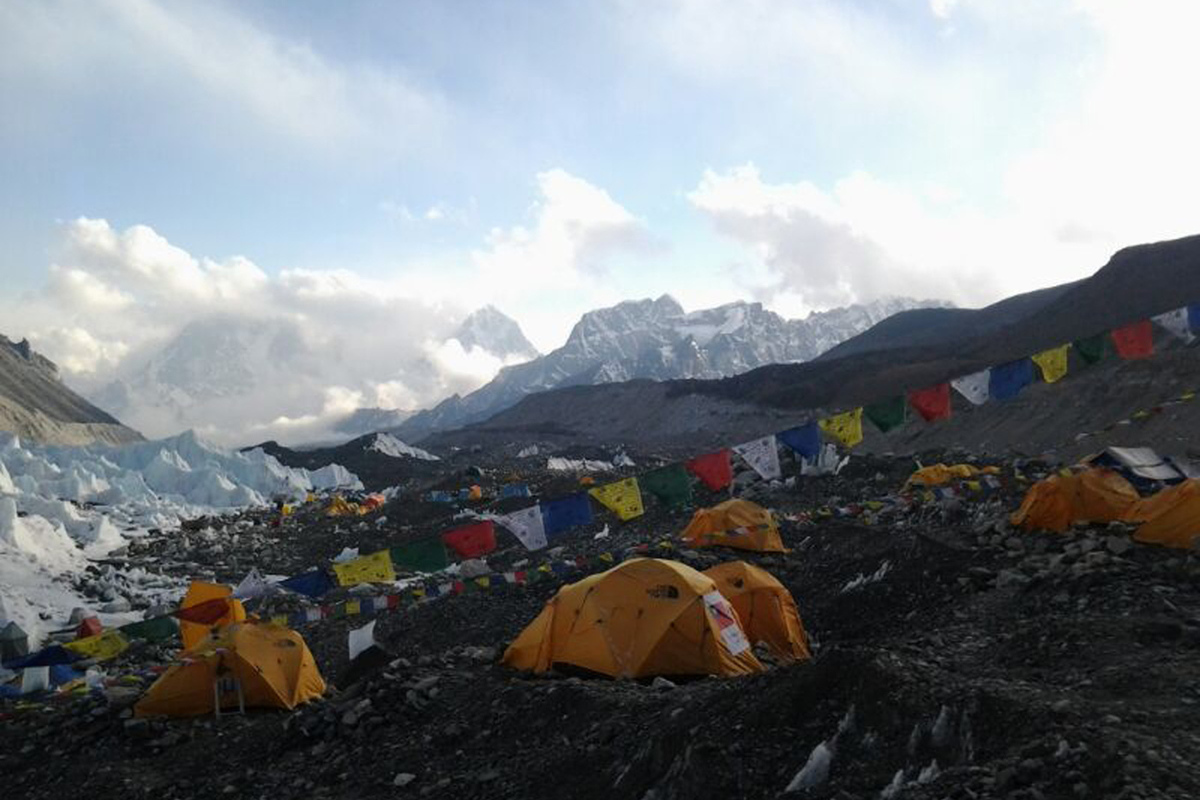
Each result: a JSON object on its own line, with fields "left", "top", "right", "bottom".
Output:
{"left": 0, "top": 0, "right": 444, "bottom": 160}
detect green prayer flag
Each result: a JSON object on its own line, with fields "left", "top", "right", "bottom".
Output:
{"left": 864, "top": 395, "right": 906, "bottom": 433}
{"left": 1073, "top": 333, "right": 1106, "bottom": 365}
{"left": 639, "top": 464, "right": 693, "bottom": 509}
{"left": 391, "top": 538, "right": 450, "bottom": 573}
{"left": 119, "top": 615, "right": 179, "bottom": 643}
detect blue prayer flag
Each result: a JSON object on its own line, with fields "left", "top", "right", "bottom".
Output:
{"left": 1189, "top": 304, "right": 1200, "bottom": 333}
{"left": 778, "top": 423, "right": 821, "bottom": 458}
{"left": 989, "top": 358, "right": 1034, "bottom": 401}
{"left": 280, "top": 569, "right": 334, "bottom": 599}
{"left": 541, "top": 492, "right": 594, "bottom": 538}
{"left": 3, "top": 645, "right": 76, "bottom": 670}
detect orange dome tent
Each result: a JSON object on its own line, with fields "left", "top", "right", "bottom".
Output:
{"left": 681, "top": 499, "right": 786, "bottom": 552}
{"left": 1127, "top": 479, "right": 1200, "bottom": 549}
{"left": 136, "top": 621, "right": 324, "bottom": 718}
{"left": 1010, "top": 468, "right": 1140, "bottom": 533}
{"left": 703, "top": 561, "right": 811, "bottom": 662}
{"left": 178, "top": 581, "right": 246, "bottom": 652}
{"left": 502, "top": 558, "right": 763, "bottom": 679}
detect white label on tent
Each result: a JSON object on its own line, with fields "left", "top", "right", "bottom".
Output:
{"left": 702, "top": 591, "right": 751, "bottom": 656}
{"left": 494, "top": 506, "right": 548, "bottom": 551}
{"left": 733, "top": 435, "right": 782, "bottom": 481}
{"left": 951, "top": 370, "right": 991, "bottom": 406}
{"left": 1153, "top": 308, "right": 1195, "bottom": 342}
{"left": 348, "top": 620, "right": 376, "bottom": 661}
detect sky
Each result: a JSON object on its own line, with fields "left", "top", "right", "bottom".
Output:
{"left": 3, "top": 0, "right": 1200, "bottom": 443}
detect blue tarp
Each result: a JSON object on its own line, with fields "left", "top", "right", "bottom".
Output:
{"left": 500, "top": 483, "right": 531, "bottom": 499}
{"left": 778, "top": 423, "right": 821, "bottom": 458}
{"left": 428, "top": 490, "right": 455, "bottom": 503}
{"left": 279, "top": 569, "right": 334, "bottom": 599}
{"left": 989, "top": 358, "right": 1035, "bottom": 401}
{"left": 540, "top": 493, "right": 594, "bottom": 539}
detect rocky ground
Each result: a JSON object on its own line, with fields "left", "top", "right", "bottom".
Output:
{"left": 2, "top": 448, "right": 1199, "bottom": 800}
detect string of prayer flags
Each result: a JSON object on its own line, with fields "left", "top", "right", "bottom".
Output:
{"left": 493, "top": 505, "right": 548, "bottom": 551}
{"left": 1032, "top": 344, "right": 1070, "bottom": 384}
{"left": 819, "top": 408, "right": 864, "bottom": 448}
{"left": 908, "top": 384, "right": 951, "bottom": 422}
{"left": 989, "top": 358, "right": 1034, "bottom": 401}
{"left": 589, "top": 477, "right": 645, "bottom": 520}
{"left": 687, "top": 449, "right": 734, "bottom": 491}
{"left": 541, "top": 492, "right": 594, "bottom": 538}
{"left": 640, "top": 464, "right": 694, "bottom": 509}
{"left": 1153, "top": 308, "right": 1195, "bottom": 343}
{"left": 951, "top": 370, "right": 990, "bottom": 406}
{"left": 864, "top": 396, "right": 906, "bottom": 433}
{"left": 732, "top": 436, "right": 782, "bottom": 481}
{"left": 441, "top": 520, "right": 497, "bottom": 559}
{"left": 279, "top": 569, "right": 334, "bottom": 598}
{"left": 1073, "top": 333, "right": 1107, "bottom": 365}
{"left": 1111, "top": 320, "right": 1153, "bottom": 359}
{"left": 332, "top": 549, "right": 396, "bottom": 587}
{"left": 390, "top": 538, "right": 451, "bottom": 572}
{"left": 777, "top": 422, "right": 821, "bottom": 458}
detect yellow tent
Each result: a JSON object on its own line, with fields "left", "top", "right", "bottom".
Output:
{"left": 502, "top": 558, "right": 764, "bottom": 679}
{"left": 1126, "top": 479, "right": 1200, "bottom": 549}
{"left": 1010, "top": 468, "right": 1140, "bottom": 533}
{"left": 135, "top": 621, "right": 325, "bottom": 718}
{"left": 178, "top": 581, "right": 246, "bottom": 652}
{"left": 703, "top": 561, "right": 810, "bottom": 662}
{"left": 906, "top": 463, "right": 997, "bottom": 487}
{"left": 681, "top": 499, "right": 786, "bottom": 552}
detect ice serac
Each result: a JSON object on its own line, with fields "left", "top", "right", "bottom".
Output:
{"left": 0, "top": 334, "right": 142, "bottom": 446}
{"left": 368, "top": 433, "right": 439, "bottom": 461}
{"left": 0, "top": 429, "right": 362, "bottom": 645}
{"left": 394, "top": 295, "right": 949, "bottom": 438}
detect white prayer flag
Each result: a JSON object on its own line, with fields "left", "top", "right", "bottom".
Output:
{"left": 233, "top": 568, "right": 274, "bottom": 600}
{"left": 951, "top": 370, "right": 991, "bottom": 406}
{"left": 732, "top": 435, "right": 782, "bottom": 481}
{"left": 494, "top": 505, "right": 548, "bottom": 551}
{"left": 348, "top": 620, "right": 376, "bottom": 661}
{"left": 1153, "top": 308, "right": 1195, "bottom": 342}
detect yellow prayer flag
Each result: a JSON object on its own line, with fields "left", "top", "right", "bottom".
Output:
{"left": 1032, "top": 344, "right": 1070, "bottom": 383}
{"left": 598, "top": 552, "right": 614, "bottom": 563}
{"left": 819, "top": 407, "right": 864, "bottom": 447}
{"left": 64, "top": 630, "right": 129, "bottom": 661}
{"left": 474, "top": 576, "right": 491, "bottom": 589}
{"left": 271, "top": 615, "right": 287, "bottom": 626}
{"left": 344, "top": 600, "right": 361, "bottom": 616}
{"left": 332, "top": 549, "right": 396, "bottom": 587}
{"left": 588, "top": 477, "right": 644, "bottom": 521}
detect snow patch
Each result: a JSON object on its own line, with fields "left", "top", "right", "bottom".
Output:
{"left": 841, "top": 560, "right": 892, "bottom": 593}
{"left": 369, "top": 433, "right": 439, "bottom": 461}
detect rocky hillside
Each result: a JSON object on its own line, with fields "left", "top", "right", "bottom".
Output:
{"left": 395, "top": 295, "right": 948, "bottom": 439}
{"left": 426, "top": 235, "right": 1200, "bottom": 459}
{"left": 0, "top": 334, "right": 141, "bottom": 446}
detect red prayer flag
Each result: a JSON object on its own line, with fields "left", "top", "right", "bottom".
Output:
{"left": 387, "top": 594, "right": 401, "bottom": 609}
{"left": 173, "top": 597, "right": 230, "bottom": 625}
{"left": 76, "top": 616, "right": 103, "bottom": 640}
{"left": 908, "top": 383, "right": 952, "bottom": 422}
{"left": 441, "top": 520, "right": 497, "bottom": 558}
{"left": 1111, "top": 321, "right": 1153, "bottom": 359}
{"left": 686, "top": 449, "right": 733, "bottom": 491}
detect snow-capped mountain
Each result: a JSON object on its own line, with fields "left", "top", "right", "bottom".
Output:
{"left": 84, "top": 306, "right": 536, "bottom": 445}
{"left": 454, "top": 305, "right": 540, "bottom": 361}
{"left": 393, "top": 294, "right": 951, "bottom": 439}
